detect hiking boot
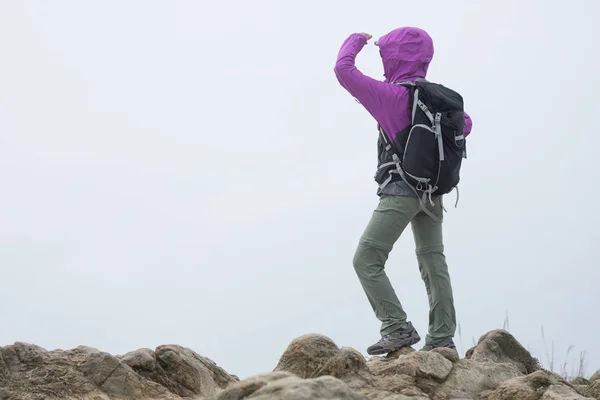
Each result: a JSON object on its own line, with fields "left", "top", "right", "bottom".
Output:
{"left": 420, "top": 337, "right": 456, "bottom": 351}
{"left": 366, "top": 322, "right": 421, "bottom": 355}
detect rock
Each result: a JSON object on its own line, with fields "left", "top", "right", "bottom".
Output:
{"left": 215, "top": 371, "right": 297, "bottom": 400}
{"left": 78, "top": 350, "right": 174, "bottom": 398}
{"left": 432, "top": 347, "right": 460, "bottom": 363}
{"left": 385, "top": 347, "right": 416, "bottom": 359}
{"left": 79, "top": 351, "right": 124, "bottom": 386}
{"left": 119, "top": 348, "right": 160, "bottom": 382}
{"left": 0, "top": 341, "right": 236, "bottom": 400}
{"left": 592, "top": 370, "right": 600, "bottom": 383}
{"left": 379, "top": 395, "right": 429, "bottom": 400}
{"left": 471, "top": 330, "right": 542, "bottom": 375}
{"left": 216, "top": 372, "right": 369, "bottom": 400}
{"left": 588, "top": 380, "right": 600, "bottom": 399}
{"left": 369, "top": 351, "right": 452, "bottom": 381}
{"left": 0, "top": 342, "right": 175, "bottom": 400}
{"left": 0, "top": 387, "right": 14, "bottom": 400}
{"left": 273, "top": 334, "right": 375, "bottom": 397}
{"left": 541, "top": 384, "right": 593, "bottom": 399}
{"left": 250, "top": 375, "right": 369, "bottom": 400}
{"left": 416, "top": 352, "right": 453, "bottom": 381}
{"left": 572, "top": 377, "right": 592, "bottom": 386}
{"left": 274, "top": 334, "right": 369, "bottom": 380}
{"left": 368, "top": 350, "right": 452, "bottom": 395}
{"left": 0, "top": 348, "right": 9, "bottom": 380}
{"left": 152, "top": 344, "right": 237, "bottom": 398}
{"left": 480, "top": 370, "right": 589, "bottom": 400}
{"left": 0, "top": 343, "right": 103, "bottom": 400}
{"left": 573, "top": 384, "right": 592, "bottom": 398}
{"left": 274, "top": 334, "right": 338, "bottom": 378}
{"left": 1, "top": 330, "right": 598, "bottom": 400}
{"left": 479, "top": 371, "right": 548, "bottom": 400}
{"left": 433, "top": 359, "right": 523, "bottom": 400}
{"left": 358, "top": 373, "right": 423, "bottom": 399}
{"left": 1, "top": 343, "right": 48, "bottom": 374}
{"left": 465, "top": 346, "right": 475, "bottom": 360}
{"left": 272, "top": 334, "right": 450, "bottom": 398}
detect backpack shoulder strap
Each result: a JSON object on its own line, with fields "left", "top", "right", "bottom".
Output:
{"left": 393, "top": 81, "right": 434, "bottom": 124}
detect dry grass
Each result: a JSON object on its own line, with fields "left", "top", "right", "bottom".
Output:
{"left": 541, "top": 324, "right": 587, "bottom": 379}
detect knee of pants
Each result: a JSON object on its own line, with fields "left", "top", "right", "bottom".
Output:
{"left": 353, "top": 241, "right": 388, "bottom": 273}
{"left": 352, "top": 246, "right": 366, "bottom": 272}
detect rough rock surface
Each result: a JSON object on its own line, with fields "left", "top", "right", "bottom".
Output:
{"left": 0, "top": 341, "right": 236, "bottom": 400}
{"left": 588, "top": 380, "right": 600, "bottom": 399}
{"left": 432, "top": 347, "right": 460, "bottom": 363}
{"left": 368, "top": 350, "right": 453, "bottom": 395}
{"left": 273, "top": 334, "right": 370, "bottom": 381}
{"left": 215, "top": 371, "right": 370, "bottom": 400}
{"left": 471, "top": 329, "right": 543, "bottom": 375}
{"left": 432, "top": 359, "right": 523, "bottom": 399}
{"left": 120, "top": 344, "right": 236, "bottom": 398}
{"left": 480, "top": 370, "right": 592, "bottom": 400}
{"left": 1, "top": 329, "right": 597, "bottom": 400}
{"left": 572, "top": 377, "right": 592, "bottom": 386}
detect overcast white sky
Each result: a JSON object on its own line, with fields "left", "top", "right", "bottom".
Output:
{"left": 1, "top": 0, "right": 599, "bottom": 380}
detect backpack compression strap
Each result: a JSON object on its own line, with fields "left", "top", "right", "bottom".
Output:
{"left": 395, "top": 154, "right": 443, "bottom": 224}
{"left": 378, "top": 121, "right": 441, "bottom": 222}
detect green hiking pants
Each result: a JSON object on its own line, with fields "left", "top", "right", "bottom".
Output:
{"left": 352, "top": 194, "right": 456, "bottom": 346}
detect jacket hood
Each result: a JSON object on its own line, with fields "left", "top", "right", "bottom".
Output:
{"left": 376, "top": 27, "right": 434, "bottom": 84}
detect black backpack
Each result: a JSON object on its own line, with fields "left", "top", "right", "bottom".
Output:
{"left": 378, "top": 79, "right": 467, "bottom": 217}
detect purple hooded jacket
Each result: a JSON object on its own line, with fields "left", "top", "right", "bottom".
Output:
{"left": 334, "top": 27, "right": 472, "bottom": 144}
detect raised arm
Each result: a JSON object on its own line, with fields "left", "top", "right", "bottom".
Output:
{"left": 333, "top": 33, "right": 393, "bottom": 121}
{"left": 464, "top": 112, "right": 473, "bottom": 136}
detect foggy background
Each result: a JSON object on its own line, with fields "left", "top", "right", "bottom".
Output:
{"left": 1, "top": 0, "right": 598, "bottom": 379}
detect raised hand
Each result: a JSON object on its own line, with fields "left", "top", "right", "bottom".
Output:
{"left": 359, "top": 32, "right": 373, "bottom": 41}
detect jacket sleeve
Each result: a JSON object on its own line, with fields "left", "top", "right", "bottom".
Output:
{"left": 333, "top": 33, "right": 393, "bottom": 121}
{"left": 464, "top": 112, "right": 473, "bottom": 136}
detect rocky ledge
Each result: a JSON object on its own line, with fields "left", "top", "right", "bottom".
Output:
{"left": 0, "top": 330, "right": 598, "bottom": 399}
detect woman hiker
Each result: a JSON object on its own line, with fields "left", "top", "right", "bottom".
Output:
{"left": 333, "top": 26, "right": 473, "bottom": 355}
